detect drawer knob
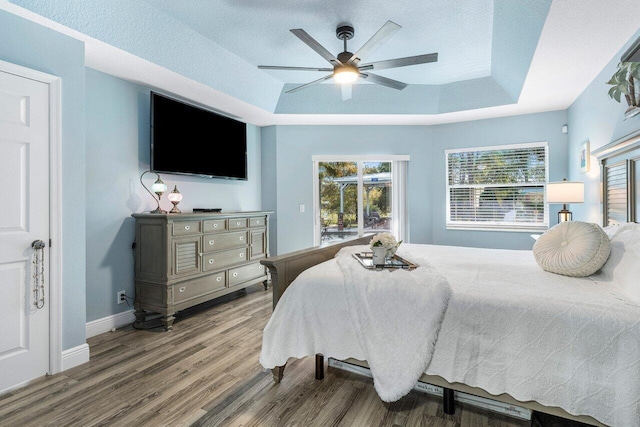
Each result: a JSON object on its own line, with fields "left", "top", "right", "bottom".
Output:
{"left": 236, "top": 221, "right": 241, "bottom": 226}
{"left": 184, "top": 225, "right": 190, "bottom": 231}
{"left": 233, "top": 272, "right": 238, "bottom": 277}
{"left": 239, "top": 253, "right": 244, "bottom": 258}
{"left": 209, "top": 240, "right": 215, "bottom": 245}
{"left": 213, "top": 223, "right": 218, "bottom": 228}
{"left": 209, "top": 259, "right": 214, "bottom": 264}
{"left": 179, "top": 287, "right": 186, "bottom": 292}
{"left": 239, "top": 236, "right": 244, "bottom": 241}
{"left": 216, "top": 277, "right": 222, "bottom": 282}
{"left": 259, "top": 265, "right": 263, "bottom": 270}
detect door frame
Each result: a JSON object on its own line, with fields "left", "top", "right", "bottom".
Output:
{"left": 1, "top": 59, "right": 63, "bottom": 376}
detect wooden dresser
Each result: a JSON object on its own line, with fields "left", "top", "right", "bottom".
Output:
{"left": 131, "top": 211, "right": 271, "bottom": 330}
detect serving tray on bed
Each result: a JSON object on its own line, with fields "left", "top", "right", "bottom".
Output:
{"left": 352, "top": 251, "right": 418, "bottom": 270}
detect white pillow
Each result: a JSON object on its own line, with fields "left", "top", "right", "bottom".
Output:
{"left": 602, "top": 222, "right": 638, "bottom": 239}
{"left": 533, "top": 221, "right": 611, "bottom": 277}
{"left": 593, "top": 222, "right": 640, "bottom": 302}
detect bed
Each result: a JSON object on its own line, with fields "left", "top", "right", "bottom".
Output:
{"left": 259, "top": 134, "right": 640, "bottom": 427}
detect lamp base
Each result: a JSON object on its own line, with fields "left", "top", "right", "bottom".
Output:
{"left": 169, "top": 205, "right": 181, "bottom": 214}
{"left": 558, "top": 207, "right": 572, "bottom": 222}
{"left": 149, "top": 207, "right": 167, "bottom": 214}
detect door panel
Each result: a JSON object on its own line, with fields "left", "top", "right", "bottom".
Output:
{"left": 319, "top": 161, "right": 358, "bottom": 244}
{"left": 318, "top": 160, "right": 393, "bottom": 244}
{"left": 0, "top": 70, "right": 50, "bottom": 393}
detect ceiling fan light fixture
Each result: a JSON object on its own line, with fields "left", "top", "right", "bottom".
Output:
{"left": 259, "top": 21, "right": 438, "bottom": 96}
{"left": 333, "top": 65, "right": 359, "bottom": 84}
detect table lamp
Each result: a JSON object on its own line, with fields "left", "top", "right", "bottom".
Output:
{"left": 140, "top": 170, "right": 167, "bottom": 214}
{"left": 546, "top": 179, "right": 584, "bottom": 222}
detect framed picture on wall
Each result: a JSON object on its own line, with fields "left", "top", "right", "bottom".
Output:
{"left": 580, "top": 141, "right": 590, "bottom": 174}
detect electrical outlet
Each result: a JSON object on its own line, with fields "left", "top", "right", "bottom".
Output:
{"left": 117, "top": 291, "right": 126, "bottom": 304}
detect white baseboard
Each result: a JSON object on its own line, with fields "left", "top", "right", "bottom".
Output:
{"left": 86, "top": 309, "right": 136, "bottom": 339}
{"left": 61, "top": 343, "right": 90, "bottom": 371}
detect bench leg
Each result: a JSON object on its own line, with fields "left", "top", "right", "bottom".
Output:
{"left": 271, "top": 364, "right": 286, "bottom": 383}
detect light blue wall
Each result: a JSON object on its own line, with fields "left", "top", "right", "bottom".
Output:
{"left": 261, "top": 125, "right": 434, "bottom": 255}
{"left": 85, "top": 68, "right": 264, "bottom": 322}
{"left": 0, "top": 10, "right": 87, "bottom": 350}
{"left": 262, "top": 112, "right": 567, "bottom": 255}
{"left": 568, "top": 27, "right": 640, "bottom": 224}
{"left": 431, "top": 111, "right": 568, "bottom": 249}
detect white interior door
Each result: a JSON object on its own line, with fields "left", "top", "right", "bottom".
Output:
{"left": 0, "top": 69, "right": 51, "bottom": 393}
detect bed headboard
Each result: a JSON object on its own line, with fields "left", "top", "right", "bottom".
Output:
{"left": 593, "top": 131, "right": 640, "bottom": 225}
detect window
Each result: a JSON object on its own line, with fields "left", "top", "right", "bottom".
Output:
{"left": 446, "top": 142, "right": 548, "bottom": 231}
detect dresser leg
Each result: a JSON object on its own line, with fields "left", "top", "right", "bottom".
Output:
{"left": 134, "top": 309, "right": 146, "bottom": 323}
{"left": 161, "top": 315, "right": 175, "bottom": 331}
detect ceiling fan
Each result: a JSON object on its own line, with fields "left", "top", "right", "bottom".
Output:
{"left": 258, "top": 20, "right": 438, "bottom": 100}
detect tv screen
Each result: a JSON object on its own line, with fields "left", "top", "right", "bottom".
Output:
{"left": 151, "top": 91, "right": 248, "bottom": 180}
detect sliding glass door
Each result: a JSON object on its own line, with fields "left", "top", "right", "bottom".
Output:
{"left": 314, "top": 156, "right": 407, "bottom": 246}
{"left": 318, "top": 161, "right": 359, "bottom": 244}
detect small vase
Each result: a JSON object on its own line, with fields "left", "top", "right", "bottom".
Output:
{"left": 372, "top": 246, "right": 387, "bottom": 265}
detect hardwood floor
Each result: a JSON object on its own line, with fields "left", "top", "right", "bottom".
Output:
{"left": 0, "top": 285, "right": 575, "bottom": 427}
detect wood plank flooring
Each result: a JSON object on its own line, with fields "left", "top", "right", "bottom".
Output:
{"left": 0, "top": 284, "right": 579, "bottom": 427}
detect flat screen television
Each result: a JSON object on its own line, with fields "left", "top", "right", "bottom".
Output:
{"left": 150, "top": 91, "right": 248, "bottom": 180}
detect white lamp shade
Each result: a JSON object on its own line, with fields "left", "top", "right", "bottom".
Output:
{"left": 168, "top": 188, "right": 183, "bottom": 203}
{"left": 547, "top": 181, "right": 584, "bottom": 203}
{"left": 151, "top": 179, "right": 167, "bottom": 194}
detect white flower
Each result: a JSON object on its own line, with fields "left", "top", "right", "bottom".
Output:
{"left": 370, "top": 232, "right": 402, "bottom": 255}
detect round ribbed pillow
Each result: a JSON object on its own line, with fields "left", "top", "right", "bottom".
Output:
{"left": 533, "top": 221, "right": 611, "bottom": 277}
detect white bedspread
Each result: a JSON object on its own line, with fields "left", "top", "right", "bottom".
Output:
{"left": 260, "top": 243, "right": 640, "bottom": 427}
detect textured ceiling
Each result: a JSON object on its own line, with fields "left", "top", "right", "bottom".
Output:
{"left": 4, "top": 0, "right": 640, "bottom": 126}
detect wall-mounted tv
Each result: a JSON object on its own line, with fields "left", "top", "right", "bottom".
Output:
{"left": 150, "top": 91, "right": 248, "bottom": 180}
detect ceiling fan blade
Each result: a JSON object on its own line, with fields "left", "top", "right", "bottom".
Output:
{"left": 285, "top": 74, "right": 335, "bottom": 93}
{"left": 290, "top": 29, "right": 342, "bottom": 66}
{"left": 360, "top": 53, "right": 438, "bottom": 71}
{"left": 346, "top": 20, "right": 401, "bottom": 65}
{"left": 258, "top": 65, "right": 333, "bottom": 72}
{"left": 359, "top": 72, "right": 407, "bottom": 90}
{"left": 341, "top": 84, "right": 352, "bottom": 101}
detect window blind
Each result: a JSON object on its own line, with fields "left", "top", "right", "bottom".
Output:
{"left": 446, "top": 142, "right": 548, "bottom": 231}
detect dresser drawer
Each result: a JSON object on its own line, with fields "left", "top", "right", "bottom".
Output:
{"left": 203, "top": 231, "right": 248, "bottom": 252}
{"left": 202, "top": 248, "right": 247, "bottom": 271}
{"left": 173, "top": 272, "right": 226, "bottom": 303}
{"left": 228, "top": 262, "right": 267, "bottom": 287}
{"left": 172, "top": 221, "right": 201, "bottom": 236}
{"left": 203, "top": 219, "right": 227, "bottom": 233}
{"left": 228, "top": 217, "right": 248, "bottom": 229}
{"left": 250, "top": 216, "right": 266, "bottom": 227}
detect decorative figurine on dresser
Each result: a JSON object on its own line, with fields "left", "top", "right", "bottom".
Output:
{"left": 131, "top": 210, "right": 272, "bottom": 330}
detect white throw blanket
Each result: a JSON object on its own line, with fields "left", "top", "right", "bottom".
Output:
{"left": 260, "top": 245, "right": 451, "bottom": 403}
{"left": 334, "top": 248, "right": 451, "bottom": 402}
